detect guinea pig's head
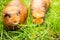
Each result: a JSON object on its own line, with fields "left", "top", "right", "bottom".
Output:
{"left": 3, "top": 6, "right": 21, "bottom": 27}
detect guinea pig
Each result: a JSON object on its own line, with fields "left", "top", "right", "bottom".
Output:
{"left": 2, "top": 0, "right": 28, "bottom": 30}
{"left": 30, "top": 0, "right": 50, "bottom": 24}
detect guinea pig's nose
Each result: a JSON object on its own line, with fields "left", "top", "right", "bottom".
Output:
{"left": 14, "top": 21, "right": 17, "bottom": 23}
{"left": 13, "top": 21, "right": 18, "bottom": 25}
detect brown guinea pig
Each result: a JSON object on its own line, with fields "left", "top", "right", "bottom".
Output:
{"left": 30, "top": 0, "right": 50, "bottom": 24}
{"left": 2, "top": 0, "right": 28, "bottom": 30}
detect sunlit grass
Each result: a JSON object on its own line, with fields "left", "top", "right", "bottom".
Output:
{"left": 0, "top": 0, "right": 60, "bottom": 40}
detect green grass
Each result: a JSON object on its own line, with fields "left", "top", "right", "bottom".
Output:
{"left": 0, "top": 0, "right": 60, "bottom": 40}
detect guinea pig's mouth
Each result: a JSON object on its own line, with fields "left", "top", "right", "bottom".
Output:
{"left": 12, "top": 22, "right": 20, "bottom": 25}
{"left": 7, "top": 22, "right": 20, "bottom": 29}
{"left": 12, "top": 23, "right": 20, "bottom": 26}
{"left": 13, "top": 23, "right": 19, "bottom": 25}
{"left": 11, "top": 24, "right": 19, "bottom": 28}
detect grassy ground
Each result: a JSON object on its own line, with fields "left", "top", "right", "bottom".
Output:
{"left": 0, "top": 0, "right": 60, "bottom": 40}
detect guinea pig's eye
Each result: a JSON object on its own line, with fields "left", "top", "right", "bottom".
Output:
{"left": 4, "top": 14, "right": 11, "bottom": 18}
{"left": 17, "top": 11, "right": 20, "bottom": 16}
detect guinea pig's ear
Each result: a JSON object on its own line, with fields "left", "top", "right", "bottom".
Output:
{"left": 17, "top": 11, "right": 20, "bottom": 16}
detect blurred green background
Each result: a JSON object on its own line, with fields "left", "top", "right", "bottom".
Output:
{"left": 0, "top": 0, "right": 60, "bottom": 40}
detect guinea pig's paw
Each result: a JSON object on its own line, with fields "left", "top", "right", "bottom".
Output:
{"left": 33, "top": 18, "right": 44, "bottom": 24}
